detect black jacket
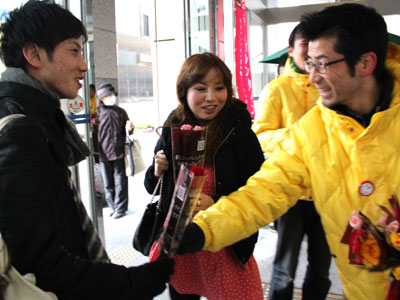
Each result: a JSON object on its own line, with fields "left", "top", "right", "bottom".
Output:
{"left": 97, "top": 102, "right": 129, "bottom": 161}
{"left": 0, "top": 81, "right": 167, "bottom": 300}
{"left": 144, "top": 99, "right": 264, "bottom": 265}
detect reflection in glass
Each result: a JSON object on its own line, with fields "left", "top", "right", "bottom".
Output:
{"left": 115, "top": 0, "right": 153, "bottom": 104}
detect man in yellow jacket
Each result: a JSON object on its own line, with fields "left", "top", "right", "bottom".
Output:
{"left": 252, "top": 23, "right": 331, "bottom": 300}
{"left": 178, "top": 3, "right": 400, "bottom": 300}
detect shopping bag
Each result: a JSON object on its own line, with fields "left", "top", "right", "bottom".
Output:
{"left": 125, "top": 134, "right": 146, "bottom": 176}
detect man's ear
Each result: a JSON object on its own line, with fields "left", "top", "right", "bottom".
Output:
{"left": 22, "top": 43, "right": 43, "bottom": 69}
{"left": 288, "top": 46, "right": 294, "bottom": 57}
{"left": 358, "top": 52, "right": 377, "bottom": 77}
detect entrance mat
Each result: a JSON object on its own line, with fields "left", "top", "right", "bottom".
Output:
{"left": 262, "top": 283, "right": 344, "bottom": 300}
{"left": 109, "top": 245, "right": 142, "bottom": 267}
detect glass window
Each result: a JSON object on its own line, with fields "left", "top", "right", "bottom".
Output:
{"left": 262, "top": 22, "right": 297, "bottom": 83}
{"left": 115, "top": 0, "right": 153, "bottom": 104}
{"left": 188, "top": 0, "right": 213, "bottom": 55}
{"left": 143, "top": 15, "right": 149, "bottom": 37}
{"left": 248, "top": 11, "right": 265, "bottom": 98}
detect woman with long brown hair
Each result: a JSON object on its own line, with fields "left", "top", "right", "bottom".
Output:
{"left": 144, "top": 52, "right": 264, "bottom": 300}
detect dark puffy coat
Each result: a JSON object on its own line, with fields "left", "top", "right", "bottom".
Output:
{"left": 0, "top": 81, "right": 167, "bottom": 300}
{"left": 97, "top": 102, "right": 129, "bottom": 161}
{"left": 144, "top": 99, "right": 264, "bottom": 265}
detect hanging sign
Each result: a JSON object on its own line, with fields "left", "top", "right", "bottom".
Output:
{"left": 235, "top": 0, "right": 255, "bottom": 118}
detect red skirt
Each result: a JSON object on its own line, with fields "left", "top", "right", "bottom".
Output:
{"left": 149, "top": 242, "right": 263, "bottom": 300}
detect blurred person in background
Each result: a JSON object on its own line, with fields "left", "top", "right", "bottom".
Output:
{"left": 252, "top": 23, "right": 331, "bottom": 300}
{"left": 97, "top": 82, "right": 133, "bottom": 219}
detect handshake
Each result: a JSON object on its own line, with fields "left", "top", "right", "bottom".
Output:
{"left": 135, "top": 222, "right": 205, "bottom": 299}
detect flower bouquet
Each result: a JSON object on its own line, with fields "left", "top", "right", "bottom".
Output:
{"left": 341, "top": 196, "right": 400, "bottom": 299}
{"left": 160, "top": 164, "right": 206, "bottom": 257}
{"left": 171, "top": 124, "right": 207, "bottom": 182}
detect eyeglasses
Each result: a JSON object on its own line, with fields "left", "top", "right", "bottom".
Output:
{"left": 304, "top": 57, "right": 348, "bottom": 74}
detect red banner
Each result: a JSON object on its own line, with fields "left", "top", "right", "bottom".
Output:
{"left": 234, "top": 0, "right": 255, "bottom": 118}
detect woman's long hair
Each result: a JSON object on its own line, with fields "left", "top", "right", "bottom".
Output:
{"left": 166, "top": 52, "right": 235, "bottom": 166}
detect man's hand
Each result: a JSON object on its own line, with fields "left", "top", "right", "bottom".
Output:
{"left": 130, "top": 256, "right": 175, "bottom": 299}
{"left": 176, "top": 222, "right": 205, "bottom": 255}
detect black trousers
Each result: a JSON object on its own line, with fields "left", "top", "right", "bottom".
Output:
{"left": 100, "top": 158, "right": 128, "bottom": 214}
{"left": 269, "top": 200, "right": 331, "bottom": 300}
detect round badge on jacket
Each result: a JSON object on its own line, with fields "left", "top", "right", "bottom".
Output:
{"left": 358, "top": 181, "right": 374, "bottom": 196}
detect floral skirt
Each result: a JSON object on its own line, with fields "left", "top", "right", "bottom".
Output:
{"left": 149, "top": 242, "right": 263, "bottom": 300}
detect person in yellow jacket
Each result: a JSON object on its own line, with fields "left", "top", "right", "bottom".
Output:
{"left": 89, "top": 83, "right": 97, "bottom": 116}
{"left": 177, "top": 3, "right": 400, "bottom": 300}
{"left": 89, "top": 83, "right": 100, "bottom": 163}
{"left": 252, "top": 23, "right": 331, "bottom": 300}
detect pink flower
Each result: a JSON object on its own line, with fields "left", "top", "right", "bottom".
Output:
{"left": 193, "top": 126, "right": 203, "bottom": 131}
{"left": 350, "top": 210, "right": 363, "bottom": 230}
{"left": 181, "top": 124, "right": 192, "bottom": 130}
{"left": 386, "top": 221, "right": 400, "bottom": 233}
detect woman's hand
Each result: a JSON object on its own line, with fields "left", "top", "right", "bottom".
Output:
{"left": 192, "top": 193, "right": 214, "bottom": 216}
{"left": 154, "top": 150, "right": 168, "bottom": 177}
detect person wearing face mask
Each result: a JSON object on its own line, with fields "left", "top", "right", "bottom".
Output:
{"left": 97, "top": 82, "right": 133, "bottom": 219}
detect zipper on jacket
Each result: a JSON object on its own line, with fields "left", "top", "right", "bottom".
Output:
{"left": 212, "top": 127, "right": 235, "bottom": 191}
{"left": 212, "top": 126, "right": 247, "bottom": 267}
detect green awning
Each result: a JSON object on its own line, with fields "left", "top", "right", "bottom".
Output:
{"left": 260, "top": 33, "right": 400, "bottom": 65}
{"left": 259, "top": 47, "right": 288, "bottom": 64}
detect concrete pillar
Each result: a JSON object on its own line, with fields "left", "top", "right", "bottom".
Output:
{"left": 92, "top": 0, "right": 118, "bottom": 89}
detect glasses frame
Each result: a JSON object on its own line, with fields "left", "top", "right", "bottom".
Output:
{"left": 304, "top": 57, "right": 348, "bottom": 74}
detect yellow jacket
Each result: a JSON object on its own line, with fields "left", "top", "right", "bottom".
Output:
{"left": 252, "top": 57, "right": 319, "bottom": 154}
{"left": 193, "top": 43, "right": 400, "bottom": 300}
{"left": 90, "top": 94, "right": 97, "bottom": 115}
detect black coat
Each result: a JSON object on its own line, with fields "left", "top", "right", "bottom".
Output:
{"left": 144, "top": 99, "right": 264, "bottom": 265}
{"left": 97, "top": 102, "right": 129, "bottom": 161}
{"left": 0, "top": 81, "right": 163, "bottom": 300}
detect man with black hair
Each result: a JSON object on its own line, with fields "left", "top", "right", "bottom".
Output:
{"left": 178, "top": 3, "right": 400, "bottom": 299}
{"left": 0, "top": 1, "right": 173, "bottom": 300}
{"left": 253, "top": 23, "right": 331, "bottom": 300}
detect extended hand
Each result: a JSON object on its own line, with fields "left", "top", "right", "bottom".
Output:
{"left": 176, "top": 222, "right": 205, "bottom": 255}
{"left": 131, "top": 256, "right": 175, "bottom": 299}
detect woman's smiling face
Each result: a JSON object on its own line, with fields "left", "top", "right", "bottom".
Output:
{"left": 187, "top": 68, "right": 228, "bottom": 123}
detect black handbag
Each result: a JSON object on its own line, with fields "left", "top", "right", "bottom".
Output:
{"left": 133, "top": 174, "right": 165, "bottom": 256}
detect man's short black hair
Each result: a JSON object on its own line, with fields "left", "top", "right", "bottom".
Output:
{"left": 0, "top": 0, "right": 88, "bottom": 69}
{"left": 288, "top": 23, "right": 306, "bottom": 48}
{"left": 300, "top": 3, "right": 388, "bottom": 80}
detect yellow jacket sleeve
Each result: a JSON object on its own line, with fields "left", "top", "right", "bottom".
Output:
{"left": 193, "top": 128, "right": 309, "bottom": 252}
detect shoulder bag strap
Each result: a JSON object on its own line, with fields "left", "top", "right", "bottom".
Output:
{"left": 0, "top": 114, "right": 25, "bottom": 131}
{"left": 150, "top": 174, "right": 164, "bottom": 211}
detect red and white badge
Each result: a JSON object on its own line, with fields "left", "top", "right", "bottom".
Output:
{"left": 358, "top": 181, "right": 374, "bottom": 196}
